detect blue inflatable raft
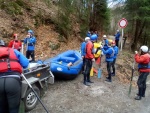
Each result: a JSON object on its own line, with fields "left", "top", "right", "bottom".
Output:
{"left": 44, "top": 50, "right": 83, "bottom": 80}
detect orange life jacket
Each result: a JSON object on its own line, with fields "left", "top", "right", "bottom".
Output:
{"left": 0, "top": 47, "right": 22, "bottom": 74}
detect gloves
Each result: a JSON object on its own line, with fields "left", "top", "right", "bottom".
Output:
{"left": 100, "top": 45, "right": 103, "bottom": 49}
{"left": 135, "top": 51, "right": 138, "bottom": 54}
{"left": 92, "top": 58, "right": 95, "bottom": 62}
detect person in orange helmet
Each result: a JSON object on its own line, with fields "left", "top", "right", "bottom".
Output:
{"left": 8, "top": 34, "right": 22, "bottom": 51}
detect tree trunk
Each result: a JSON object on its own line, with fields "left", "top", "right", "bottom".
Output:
{"left": 131, "top": 19, "right": 140, "bottom": 51}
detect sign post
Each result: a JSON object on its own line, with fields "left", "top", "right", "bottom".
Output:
{"left": 118, "top": 18, "right": 128, "bottom": 51}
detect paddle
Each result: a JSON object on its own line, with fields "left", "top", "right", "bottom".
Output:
{"left": 128, "top": 60, "right": 135, "bottom": 96}
{"left": 98, "top": 55, "right": 102, "bottom": 79}
{"left": 90, "top": 64, "right": 94, "bottom": 76}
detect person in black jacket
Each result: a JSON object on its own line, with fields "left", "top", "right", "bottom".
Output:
{"left": 0, "top": 40, "right": 29, "bottom": 113}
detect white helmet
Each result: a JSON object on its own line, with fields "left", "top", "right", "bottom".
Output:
{"left": 140, "top": 45, "right": 148, "bottom": 52}
{"left": 85, "top": 37, "right": 90, "bottom": 41}
{"left": 103, "top": 35, "right": 107, "bottom": 38}
{"left": 117, "top": 30, "right": 119, "bottom": 32}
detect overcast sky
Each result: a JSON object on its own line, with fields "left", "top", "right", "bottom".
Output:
{"left": 107, "top": 0, "right": 125, "bottom": 8}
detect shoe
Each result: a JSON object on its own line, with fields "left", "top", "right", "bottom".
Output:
{"left": 83, "top": 82, "right": 90, "bottom": 86}
{"left": 135, "top": 96, "right": 141, "bottom": 100}
{"left": 87, "top": 81, "right": 94, "bottom": 83}
{"left": 105, "top": 78, "right": 112, "bottom": 82}
{"left": 106, "top": 77, "right": 109, "bottom": 79}
{"left": 111, "top": 73, "right": 115, "bottom": 76}
{"left": 82, "top": 71, "right": 85, "bottom": 74}
{"left": 136, "top": 93, "right": 145, "bottom": 97}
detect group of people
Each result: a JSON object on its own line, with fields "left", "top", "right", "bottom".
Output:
{"left": 0, "top": 29, "right": 37, "bottom": 113}
{"left": 81, "top": 30, "right": 150, "bottom": 101}
{"left": 0, "top": 28, "right": 149, "bottom": 113}
{"left": 81, "top": 31, "right": 119, "bottom": 86}
{"left": 8, "top": 30, "right": 36, "bottom": 62}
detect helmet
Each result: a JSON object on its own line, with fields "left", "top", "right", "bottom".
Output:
{"left": 140, "top": 45, "right": 148, "bottom": 52}
{"left": 111, "top": 41, "right": 116, "bottom": 44}
{"left": 90, "top": 34, "right": 97, "bottom": 41}
{"left": 28, "top": 30, "right": 34, "bottom": 35}
{"left": 13, "top": 33, "right": 18, "bottom": 37}
{"left": 0, "top": 40, "right": 5, "bottom": 46}
{"left": 103, "top": 35, "right": 107, "bottom": 38}
{"left": 85, "top": 37, "right": 90, "bottom": 41}
{"left": 117, "top": 30, "right": 119, "bottom": 32}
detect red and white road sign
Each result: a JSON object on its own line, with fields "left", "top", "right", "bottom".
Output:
{"left": 119, "top": 18, "right": 128, "bottom": 28}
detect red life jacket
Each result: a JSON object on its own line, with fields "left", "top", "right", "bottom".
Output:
{"left": 0, "top": 47, "right": 22, "bottom": 74}
{"left": 85, "top": 41, "right": 94, "bottom": 59}
{"left": 135, "top": 53, "right": 150, "bottom": 72}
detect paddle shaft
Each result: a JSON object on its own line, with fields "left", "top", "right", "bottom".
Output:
{"left": 128, "top": 60, "right": 135, "bottom": 96}
{"left": 21, "top": 74, "right": 50, "bottom": 113}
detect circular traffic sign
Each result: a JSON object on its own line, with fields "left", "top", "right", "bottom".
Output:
{"left": 119, "top": 18, "right": 128, "bottom": 28}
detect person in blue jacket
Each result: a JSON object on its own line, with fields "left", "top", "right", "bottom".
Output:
{"left": 115, "top": 30, "right": 120, "bottom": 47}
{"left": 24, "top": 30, "right": 36, "bottom": 61}
{"left": 101, "top": 42, "right": 114, "bottom": 82}
{"left": 0, "top": 40, "right": 29, "bottom": 113}
{"left": 86, "top": 31, "right": 91, "bottom": 37}
{"left": 102, "top": 35, "right": 109, "bottom": 50}
{"left": 81, "top": 37, "right": 90, "bottom": 73}
{"left": 111, "top": 41, "right": 119, "bottom": 76}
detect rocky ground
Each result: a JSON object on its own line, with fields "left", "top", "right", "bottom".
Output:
{"left": 28, "top": 71, "right": 150, "bottom": 113}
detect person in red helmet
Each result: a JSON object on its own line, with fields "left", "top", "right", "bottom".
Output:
{"left": 8, "top": 34, "right": 22, "bottom": 51}
{"left": 111, "top": 41, "right": 119, "bottom": 76}
{"left": 134, "top": 45, "right": 150, "bottom": 100}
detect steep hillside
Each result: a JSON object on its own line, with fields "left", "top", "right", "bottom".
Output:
{"left": 0, "top": 0, "right": 81, "bottom": 60}
{"left": 0, "top": 0, "right": 139, "bottom": 85}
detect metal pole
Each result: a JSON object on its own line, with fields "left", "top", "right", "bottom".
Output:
{"left": 120, "top": 28, "right": 124, "bottom": 51}
{"left": 21, "top": 43, "right": 24, "bottom": 54}
{"left": 21, "top": 74, "right": 50, "bottom": 113}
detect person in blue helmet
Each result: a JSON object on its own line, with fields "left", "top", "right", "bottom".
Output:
{"left": 81, "top": 37, "right": 90, "bottom": 74}
{"left": 111, "top": 41, "right": 119, "bottom": 76}
{"left": 86, "top": 31, "right": 91, "bottom": 37}
{"left": 90, "top": 34, "right": 98, "bottom": 42}
{"left": 102, "top": 35, "right": 109, "bottom": 50}
{"left": 115, "top": 30, "right": 120, "bottom": 47}
{"left": 100, "top": 41, "right": 114, "bottom": 82}
{"left": 24, "top": 30, "right": 36, "bottom": 61}
{"left": 0, "top": 40, "right": 29, "bottom": 113}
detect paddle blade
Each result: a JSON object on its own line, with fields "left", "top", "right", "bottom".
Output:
{"left": 90, "top": 67, "right": 94, "bottom": 76}
{"left": 96, "top": 57, "right": 101, "bottom": 64}
{"left": 128, "top": 83, "right": 132, "bottom": 97}
{"left": 93, "top": 68, "right": 98, "bottom": 74}
{"left": 98, "top": 68, "right": 101, "bottom": 78}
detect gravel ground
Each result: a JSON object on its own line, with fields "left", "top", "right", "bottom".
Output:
{"left": 27, "top": 35, "right": 150, "bottom": 113}
{"left": 27, "top": 71, "right": 150, "bottom": 113}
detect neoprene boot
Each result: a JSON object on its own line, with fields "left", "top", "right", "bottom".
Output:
{"left": 135, "top": 95, "right": 141, "bottom": 100}
{"left": 142, "top": 87, "right": 146, "bottom": 97}
{"left": 111, "top": 69, "right": 115, "bottom": 76}
{"left": 87, "top": 80, "right": 94, "bottom": 83}
{"left": 83, "top": 81, "right": 90, "bottom": 86}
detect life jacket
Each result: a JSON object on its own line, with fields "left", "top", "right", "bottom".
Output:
{"left": 0, "top": 47, "right": 22, "bottom": 74}
{"left": 138, "top": 54, "right": 150, "bottom": 69}
{"left": 93, "top": 42, "right": 102, "bottom": 58}
{"left": 138, "top": 63, "right": 150, "bottom": 69}
{"left": 106, "top": 47, "right": 114, "bottom": 59}
{"left": 12, "top": 40, "right": 21, "bottom": 50}
{"left": 85, "top": 41, "right": 94, "bottom": 59}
